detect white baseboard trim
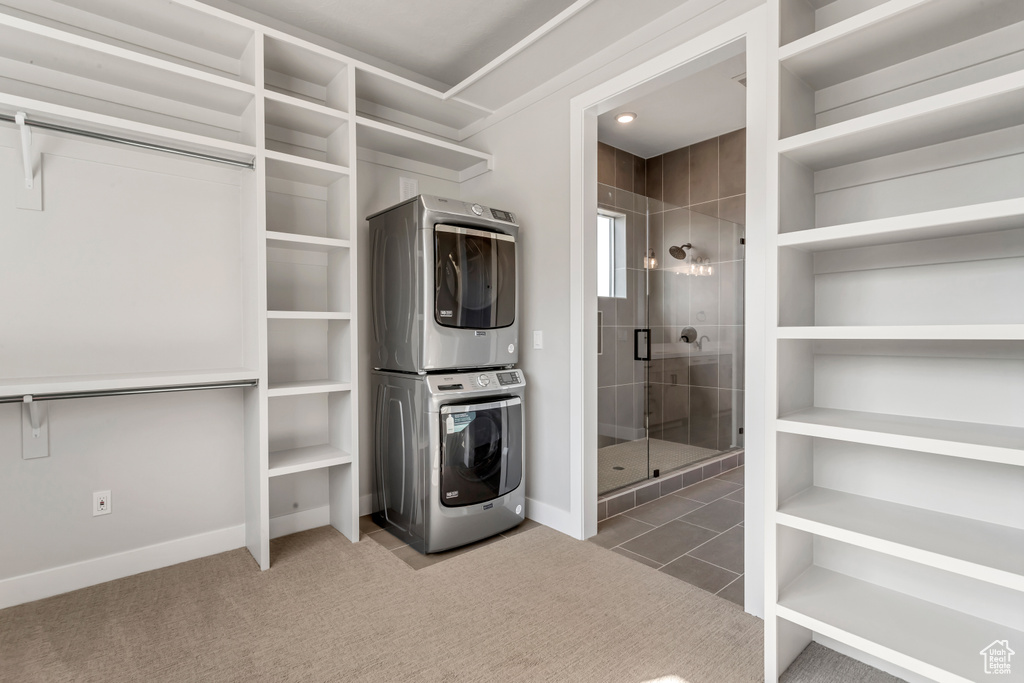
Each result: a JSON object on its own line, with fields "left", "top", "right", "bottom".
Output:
{"left": 269, "top": 506, "right": 330, "bottom": 539}
{"left": 526, "top": 497, "right": 575, "bottom": 538}
{"left": 360, "top": 493, "right": 374, "bottom": 517}
{"left": 0, "top": 524, "right": 245, "bottom": 610}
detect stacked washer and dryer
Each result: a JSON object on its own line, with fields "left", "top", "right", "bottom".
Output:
{"left": 369, "top": 196, "right": 525, "bottom": 554}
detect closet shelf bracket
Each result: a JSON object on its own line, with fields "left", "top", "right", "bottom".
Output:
{"left": 21, "top": 395, "right": 50, "bottom": 460}
{"left": 13, "top": 111, "right": 42, "bottom": 211}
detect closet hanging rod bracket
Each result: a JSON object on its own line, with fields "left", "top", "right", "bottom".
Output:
{"left": 21, "top": 394, "right": 49, "bottom": 460}
{"left": 15, "top": 111, "right": 32, "bottom": 189}
{"left": 24, "top": 395, "right": 43, "bottom": 436}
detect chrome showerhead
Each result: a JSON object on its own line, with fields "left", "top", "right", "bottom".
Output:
{"left": 668, "top": 243, "right": 692, "bottom": 260}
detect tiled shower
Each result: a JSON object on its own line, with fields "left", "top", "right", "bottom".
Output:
{"left": 597, "top": 130, "right": 746, "bottom": 496}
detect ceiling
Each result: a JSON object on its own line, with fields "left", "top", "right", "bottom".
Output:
{"left": 202, "top": 0, "right": 731, "bottom": 120}
{"left": 217, "top": 0, "right": 579, "bottom": 87}
{"left": 596, "top": 52, "right": 746, "bottom": 159}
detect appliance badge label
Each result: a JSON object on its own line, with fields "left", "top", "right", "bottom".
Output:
{"left": 440, "top": 309, "right": 453, "bottom": 317}
{"left": 475, "top": 330, "right": 486, "bottom": 336}
{"left": 446, "top": 491, "right": 459, "bottom": 499}
{"left": 446, "top": 413, "right": 475, "bottom": 434}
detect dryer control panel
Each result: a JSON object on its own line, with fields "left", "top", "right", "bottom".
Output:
{"left": 427, "top": 369, "right": 524, "bottom": 395}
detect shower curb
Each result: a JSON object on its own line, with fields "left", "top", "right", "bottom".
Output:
{"left": 598, "top": 449, "right": 744, "bottom": 522}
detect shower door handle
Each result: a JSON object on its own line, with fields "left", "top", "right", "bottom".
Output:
{"left": 633, "top": 328, "right": 651, "bottom": 361}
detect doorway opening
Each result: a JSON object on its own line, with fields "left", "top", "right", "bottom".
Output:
{"left": 595, "top": 51, "right": 747, "bottom": 498}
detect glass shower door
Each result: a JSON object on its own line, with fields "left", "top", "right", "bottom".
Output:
{"left": 646, "top": 203, "right": 745, "bottom": 479}
{"left": 597, "top": 189, "right": 651, "bottom": 495}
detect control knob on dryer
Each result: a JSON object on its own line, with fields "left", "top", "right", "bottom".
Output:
{"left": 470, "top": 203, "right": 484, "bottom": 216}
{"left": 477, "top": 373, "right": 490, "bottom": 387}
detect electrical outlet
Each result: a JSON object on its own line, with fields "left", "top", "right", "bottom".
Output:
{"left": 93, "top": 490, "right": 111, "bottom": 516}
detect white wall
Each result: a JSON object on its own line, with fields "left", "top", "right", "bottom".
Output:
{"left": 0, "top": 134, "right": 248, "bottom": 600}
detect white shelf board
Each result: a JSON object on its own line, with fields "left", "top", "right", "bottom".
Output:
{"left": 780, "top": 0, "right": 1024, "bottom": 90}
{"left": 778, "top": 71, "right": 1024, "bottom": 170}
{"left": 777, "top": 487, "right": 1024, "bottom": 591}
{"left": 777, "top": 566, "right": 1024, "bottom": 683}
{"left": 778, "top": 198, "right": 1024, "bottom": 251}
{"left": 0, "top": 92, "right": 256, "bottom": 164}
{"left": 0, "top": 14, "right": 254, "bottom": 116}
{"left": 777, "top": 325, "right": 1024, "bottom": 341}
{"left": 776, "top": 407, "right": 1024, "bottom": 465}
{"left": 264, "top": 150, "right": 350, "bottom": 186}
{"left": 266, "top": 311, "right": 351, "bottom": 320}
{"left": 266, "top": 380, "right": 351, "bottom": 397}
{"left": 0, "top": 368, "right": 258, "bottom": 399}
{"left": 264, "top": 91, "right": 348, "bottom": 138}
{"left": 355, "top": 116, "right": 492, "bottom": 180}
{"left": 265, "top": 231, "right": 350, "bottom": 252}
{"left": 355, "top": 68, "right": 491, "bottom": 132}
{"left": 268, "top": 444, "right": 352, "bottom": 477}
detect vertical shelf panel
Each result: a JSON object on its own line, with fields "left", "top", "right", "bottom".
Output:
{"left": 770, "top": 1, "right": 1024, "bottom": 681}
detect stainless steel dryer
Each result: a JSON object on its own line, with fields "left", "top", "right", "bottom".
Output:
{"left": 369, "top": 195, "right": 519, "bottom": 373}
{"left": 371, "top": 368, "right": 526, "bottom": 553}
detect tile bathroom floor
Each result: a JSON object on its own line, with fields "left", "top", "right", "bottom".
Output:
{"left": 589, "top": 465, "right": 745, "bottom": 606}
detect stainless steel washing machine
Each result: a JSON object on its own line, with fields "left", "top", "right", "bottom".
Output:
{"left": 369, "top": 195, "right": 519, "bottom": 373}
{"left": 371, "top": 368, "right": 526, "bottom": 553}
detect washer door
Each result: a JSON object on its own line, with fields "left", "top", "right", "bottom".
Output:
{"left": 439, "top": 397, "right": 522, "bottom": 507}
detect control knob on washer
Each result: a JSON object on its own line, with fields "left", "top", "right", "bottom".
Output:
{"left": 477, "top": 373, "right": 490, "bottom": 387}
{"left": 470, "top": 203, "right": 484, "bottom": 216}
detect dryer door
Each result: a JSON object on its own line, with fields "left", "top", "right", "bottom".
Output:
{"left": 434, "top": 224, "right": 516, "bottom": 330}
{"left": 439, "top": 397, "right": 522, "bottom": 507}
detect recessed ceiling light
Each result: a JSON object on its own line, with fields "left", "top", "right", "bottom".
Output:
{"left": 615, "top": 112, "right": 637, "bottom": 124}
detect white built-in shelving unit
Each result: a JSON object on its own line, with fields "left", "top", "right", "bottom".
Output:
{"left": 768, "top": 1, "right": 1024, "bottom": 681}
{"left": 0, "top": 0, "right": 494, "bottom": 572}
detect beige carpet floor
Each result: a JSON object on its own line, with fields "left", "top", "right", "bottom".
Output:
{"left": 1, "top": 524, "right": 766, "bottom": 683}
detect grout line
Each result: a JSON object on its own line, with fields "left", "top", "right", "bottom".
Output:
{"left": 684, "top": 550, "right": 741, "bottom": 577}
{"left": 716, "top": 573, "right": 744, "bottom": 596}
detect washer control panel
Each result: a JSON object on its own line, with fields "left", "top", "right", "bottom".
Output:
{"left": 428, "top": 369, "right": 524, "bottom": 394}
{"left": 496, "top": 370, "right": 522, "bottom": 386}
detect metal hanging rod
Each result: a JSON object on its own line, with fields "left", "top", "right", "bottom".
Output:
{"left": 0, "top": 379, "right": 259, "bottom": 404}
{"left": 0, "top": 113, "right": 255, "bottom": 169}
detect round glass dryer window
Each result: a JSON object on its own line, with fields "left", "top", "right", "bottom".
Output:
{"left": 434, "top": 225, "right": 515, "bottom": 330}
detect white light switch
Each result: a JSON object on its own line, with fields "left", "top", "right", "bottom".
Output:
{"left": 533, "top": 330, "right": 543, "bottom": 349}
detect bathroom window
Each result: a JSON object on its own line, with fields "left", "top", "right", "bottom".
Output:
{"left": 597, "top": 210, "right": 626, "bottom": 298}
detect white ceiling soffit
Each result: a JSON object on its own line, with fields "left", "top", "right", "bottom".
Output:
{"left": 453, "top": 0, "right": 704, "bottom": 112}
{"left": 209, "top": 0, "right": 579, "bottom": 87}
{"left": 597, "top": 52, "right": 747, "bottom": 158}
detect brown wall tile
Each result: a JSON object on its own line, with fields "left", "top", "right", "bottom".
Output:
{"left": 719, "top": 128, "right": 746, "bottom": 198}
{"left": 689, "top": 200, "right": 719, "bottom": 221}
{"left": 689, "top": 138, "right": 719, "bottom": 205}
{"left": 633, "top": 154, "right": 646, "bottom": 196}
{"left": 615, "top": 147, "right": 634, "bottom": 191}
{"left": 662, "top": 147, "right": 689, "bottom": 208}
{"left": 646, "top": 154, "right": 663, "bottom": 201}
{"left": 598, "top": 142, "right": 616, "bottom": 186}
{"left": 719, "top": 195, "right": 745, "bottom": 226}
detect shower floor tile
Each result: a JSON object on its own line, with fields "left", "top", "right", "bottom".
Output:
{"left": 598, "top": 438, "right": 720, "bottom": 494}
{"left": 590, "top": 465, "right": 746, "bottom": 607}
